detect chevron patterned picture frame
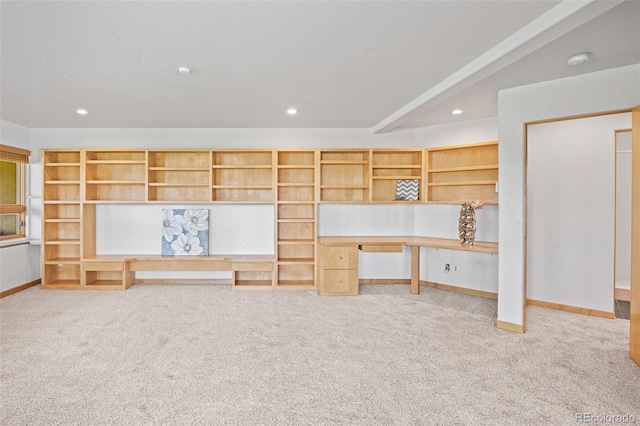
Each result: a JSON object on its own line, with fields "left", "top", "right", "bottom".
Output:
{"left": 395, "top": 179, "right": 419, "bottom": 201}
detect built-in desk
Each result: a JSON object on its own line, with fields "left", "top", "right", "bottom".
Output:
{"left": 317, "top": 236, "right": 498, "bottom": 295}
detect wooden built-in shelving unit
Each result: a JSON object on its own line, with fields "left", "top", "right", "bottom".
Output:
{"left": 41, "top": 143, "right": 497, "bottom": 290}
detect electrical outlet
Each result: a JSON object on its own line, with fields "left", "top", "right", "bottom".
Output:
{"left": 453, "top": 264, "right": 460, "bottom": 272}
{"left": 444, "top": 263, "right": 450, "bottom": 273}
{"left": 241, "top": 244, "right": 247, "bottom": 252}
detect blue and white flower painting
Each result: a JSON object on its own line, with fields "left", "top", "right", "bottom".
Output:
{"left": 162, "top": 209, "right": 209, "bottom": 256}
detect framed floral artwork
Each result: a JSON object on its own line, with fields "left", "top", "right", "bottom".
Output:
{"left": 161, "top": 209, "right": 209, "bottom": 256}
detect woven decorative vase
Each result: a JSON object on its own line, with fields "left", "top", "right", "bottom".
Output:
{"left": 458, "top": 204, "right": 476, "bottom": 246}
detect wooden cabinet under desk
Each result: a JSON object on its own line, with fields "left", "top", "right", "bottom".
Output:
{"left": 318, "top": 244, "right": 358, "bottom": 295}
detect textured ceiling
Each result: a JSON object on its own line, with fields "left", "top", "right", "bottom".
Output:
{"left": 1, "top": 1, "right": 637, "bottom": 130}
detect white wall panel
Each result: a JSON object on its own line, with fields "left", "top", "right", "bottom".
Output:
{"left": 0, "top": 120, "right": 40, "bottom": 292}
{"left": 616, "top": 131, "right": 632, "bottom": 290}
{"left": 527, "top": 113, "right": 630, "bottom": 312}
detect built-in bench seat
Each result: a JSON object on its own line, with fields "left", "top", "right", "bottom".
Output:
{"left": 79, "top": 255, "right": 275, "bottom": 290}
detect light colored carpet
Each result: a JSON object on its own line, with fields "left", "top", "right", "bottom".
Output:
{"left": 1, "top": 284, "right": 638, "bottom": 425}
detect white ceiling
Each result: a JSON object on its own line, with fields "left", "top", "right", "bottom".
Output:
{"left": 1, "top": 1, "right": 638, "bottom": 131}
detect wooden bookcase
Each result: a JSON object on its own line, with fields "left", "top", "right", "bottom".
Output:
{"left": 212, "top": 150, "right": 274, "bottom": 203}
{"left": 85, "top": 149, "right": 146, "bottom": 202}
{"left": 371, "top": 149, "right": 423, "bottom": 203}
{"left": 426, "top": 141, "right": 498, "bottom": 204}
{"left": 40, "top": 143, "right": 498, "bottom": 291}
{"left": 148, "top": 150, "right": 211, "bottom": 202}
{"left": 42, "top": 150, "right": 83, "bottom": 288}
{"left": 276, "top": 150, "right": 316, "bottom": 288}
{"left": 319, "top": 149, "right": 370, "bottom": 203}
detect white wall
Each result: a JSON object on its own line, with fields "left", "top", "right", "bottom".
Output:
{"left": 498, "top": 64, "right": 640, "bottom": 326}
{"left": 318, "top": 204, "right": 415, "bottom": 279}
{"left": 616, "top": 131, "right": 632, "bottom": 290}
{"left": 413, "top": 116, "right": 498, "bottom": 148}
{"left": 0, "top": 120, "right": 41, "bottom": 292}
{"left": 415, "top": 204, "right": 499, "bottom": 293}
{"left": 96, "top": 204, "right": 273, "bottom": 279}
{"left": 527, "top": 113, "right": 630, "bottom": 312}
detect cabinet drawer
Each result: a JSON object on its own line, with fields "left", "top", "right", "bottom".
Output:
{"left": 320, "top": 269, "right": 358, "bottom": 295}
{"left": 321, "top": 246, "right": 357, "bottom": 269}
{"left": 82, "top": 262, "right": 124, "bottom": 272}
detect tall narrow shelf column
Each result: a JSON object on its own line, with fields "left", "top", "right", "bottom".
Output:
{"left": 42, "top": 149, "right": 83, "bottom": 288}
{"left": 275, "top": 149, "right": 317, "bottom": 288}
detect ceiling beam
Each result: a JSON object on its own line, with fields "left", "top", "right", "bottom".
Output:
{"left": 372, "top": 0, "right": 625, "bottom": 134}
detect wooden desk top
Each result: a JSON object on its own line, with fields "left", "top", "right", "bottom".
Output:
{"left": 317, "top": 236, "right": 498, "bottom": 254}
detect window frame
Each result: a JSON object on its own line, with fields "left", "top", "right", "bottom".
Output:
{"left": 0, "top": 144, "right": 30, "bottom": 241}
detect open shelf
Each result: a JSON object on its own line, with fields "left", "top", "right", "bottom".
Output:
{"left": 84, "top": 150, "right": 147, "bottom": 202}
{"left": 86, "top": 183, "right": 146, "bottom": 202}
{"left": 320, "top": 149, "right": 370, "bottom": 203}
{"left": 277, "top": 263, "right": 315, "bottom": 283}
{"left": 43, "top": 183, "right": 80, "bottom": 202}
{"left": 43, "top": 150, "right": 81, "bottom": 164}
{"left": 211, "top": 150, "right": 274, "bottom": 202}
{"left": 276, "top": 280, "right": 315, "bottom": 288}
{"left": 371, "top": 149, "right": 423, "bottom": 202}
{"left": 146, "top": 151, "right": 211, "bottom": 202}
{"left": 320, "top": 151, "right": 369, "bottom": 197}
{"left": 42, "top": 263, "right": 81, "bottom": 287}
{"left": 86, "top": 150, "right": 146, "bottom": 162}
{"left": 426, "top": 141, "right": 498, "bottom": 204}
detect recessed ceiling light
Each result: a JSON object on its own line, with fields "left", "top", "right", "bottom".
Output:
{"left": 287, "top": 108, "right": 297, "bottom": 116}
{"left": 75, "top": 108, "right": 88, "bottom": 115}
{"left": 567, "top": 52, "right": 592, "bottom": 66}
{"left": 178, "top": 66, "right": 191, "bottom": 75}
{"left": 451, "top": 109, "right": 464, "bottom": 115}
